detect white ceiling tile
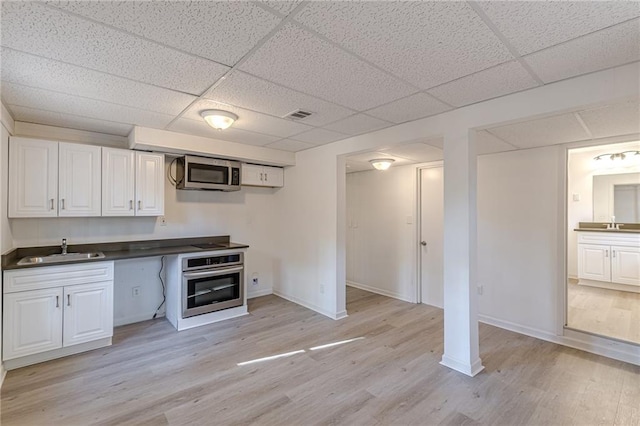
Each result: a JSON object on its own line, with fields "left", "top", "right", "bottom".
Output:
{"left": 2, "top": 82, "right": 174, "bottom": 129}
{"left": 380, "top": 142, "right": 443, "bottom": 163}
{"left": 366, "top": 93, "right": 452, "bottom": 124}
{"left": 290, "top": 128, "right": 348, "bottom": 145}
{"left": 577, "top": 100, "right": 640, "bottom": 139}
{"left": 239, "top": 23, "right": 417, "bottom": 111}
{"left": 8, "top": 105, "right": 133, "bottom": 136}
{"left": 264, "top": 139, "right": 315, "bottom": 152}
{"left": 205, "top": 71, "right": 355, "bottom": 126}
{"left": 427, "top": 61, "right": 540, "bottom": 108}
{"left": 488, "top": 113, "right": 591, "bottom": 148}
{"left": 48, "top": 1, "right": 282, "bottom": 66}
{"left": 260, "top": 1, "right": 303, "bottom": 16}
{"left": 183, "top": 99, "right": 313, "bottom": 138}
{"left": 1, "top": 48, "right": 196, "bottom": 115}
{"left": 478, "top": 1, "right": 640, "bottom": 55}
{"left": 294, "top": 2, "right": 513, "bottom": 89}
{"left": 476, "top": 130, "right": 517, "bottom": 155}
{"left": 169, "top": 118, "right": 280, "bottom": 147}
{"left": 324, "top": 114, "right": 391, "bottom": 136}
{"left": 1, "top": 1, "right": 228, "bottom": 94}
{"left": 524, "top": 19, "right": 640, "bottom": 84}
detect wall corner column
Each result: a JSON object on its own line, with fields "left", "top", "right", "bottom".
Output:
{"left": 440, "top": 129, "right": 484, "bottom": 377}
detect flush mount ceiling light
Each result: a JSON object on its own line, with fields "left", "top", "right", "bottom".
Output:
{"left": 200, "top": 109, "right": 238, "bottom": 130}
{"left": 369, "top": 158, "right": 395, "bottom": 171}
{"left": 593, "top": 150, "right": 640, "bottom": 161}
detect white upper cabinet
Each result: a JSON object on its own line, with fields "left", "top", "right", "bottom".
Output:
{"left": 135, "top": 152, "right": 164, "bottom": 216}
{"left": 58, "top": 142, "right": 101, "bottom": 217}
{"left": 241, "top": 164, "right": 284, "bottom": 188}
{"left": 9, "top": 137, "right": 58, "bottom": 218}
{"left": 102, "top": 147, "right": 135, "bottom": 216}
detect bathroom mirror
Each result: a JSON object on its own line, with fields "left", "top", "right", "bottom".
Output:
{"left": 593, "top": 172, "right": 640, "bottom": 223}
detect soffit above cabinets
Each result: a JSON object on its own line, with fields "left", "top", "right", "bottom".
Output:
{"left": 1, "top": 1, "right": 638, "bottom": 153}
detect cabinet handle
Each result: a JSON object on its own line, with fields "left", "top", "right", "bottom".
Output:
{"left": 129, "top": 200, "right": 133, "bottom": 210}
{"left": 61, "top": 198, "right": 65, "bottom": 210}
{"left": 56, "top": 296, "right": 59, "bottom": 308}
{"left": 50, "top": 199, "right": 55, "bottom": 210}
{"left": 260, "top": 172, "right": 263, "bottom": 181}
{"left": 265, "top": 172, "right": 268, "bottom": 181}
{"left": 67, "top": 294, "right": 71, "bottom": 307}
{"left": 612, "top": 250, "right": 616, "bottom": 258}
{"left": 138, "top": 200, "right": 142, "bottom": 210}
{"left": 605, "top": 250, "right": 609, "bottom": 258}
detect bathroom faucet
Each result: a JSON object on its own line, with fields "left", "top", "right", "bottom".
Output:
{"left": 61, "top": 238, "right": 67, "bottom": 255}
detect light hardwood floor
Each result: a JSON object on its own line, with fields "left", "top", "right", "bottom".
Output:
{"left": 567, "top": 280, "right": 640, "bottom": 344}
{"left": 2, "top": 287, "right": 639, "bottom": 425}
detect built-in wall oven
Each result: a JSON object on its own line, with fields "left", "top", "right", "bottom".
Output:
{"left": 182, "top": 252, "right": 244, "bottom": 318}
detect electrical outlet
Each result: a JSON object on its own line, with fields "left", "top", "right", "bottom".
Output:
{"left": 132, "top": 286, "right": 141, "bottom": 297}
{"left": 159, "top": 216, "right": 167, "bottom": 226}
{"left": 251, "top": 273, "right": 259, "bottom": 286}
{"left": 477, "top": 285, "right": 483, "bottom": 296}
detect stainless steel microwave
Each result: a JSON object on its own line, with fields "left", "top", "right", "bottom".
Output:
{"left": 176, "top": 155, "right": 241, "bottom": 191}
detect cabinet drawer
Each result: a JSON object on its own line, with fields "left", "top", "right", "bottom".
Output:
{"left": 4, "top": 261, "right": 114, "bottom": 294}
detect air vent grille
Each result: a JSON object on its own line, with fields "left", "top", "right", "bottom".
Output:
{"left": 285, "top": 109, "right": 312, "bottom": 120}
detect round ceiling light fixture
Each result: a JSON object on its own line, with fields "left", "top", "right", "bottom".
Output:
{"left": 200, "top": 109, "right": 238, "bottom": 130}
{"left": 369, "top": 158, "right": 395, "bottom": 171}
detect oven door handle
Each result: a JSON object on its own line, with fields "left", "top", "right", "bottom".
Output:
{"left": 183, "top": 266, "right": 244, "bottom": 279}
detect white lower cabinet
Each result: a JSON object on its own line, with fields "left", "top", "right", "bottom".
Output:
{"left": 3, "top": 262, "right": 114, "bottom": 366}
{"left": 577, "top": 232, "right": 640, "bottom": 290}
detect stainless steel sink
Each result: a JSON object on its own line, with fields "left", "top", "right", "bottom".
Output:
{"left": 17, "top": 252, "right": 106, "bottom": 265}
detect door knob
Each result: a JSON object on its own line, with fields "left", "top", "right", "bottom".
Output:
{"left": 420, "top": 241, "right": 427, "bottom": 246}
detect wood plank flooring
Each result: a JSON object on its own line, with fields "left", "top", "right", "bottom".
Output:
{"left": 2, "top": 287, "right": 639, "bottom": 425}
{"left": 567, "top": 280, "right": 640, "bottom": 344}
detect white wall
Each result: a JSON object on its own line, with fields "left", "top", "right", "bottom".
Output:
{"left": 567, "top": 141, "right": 640, "bottom": 277}
{"left": 346, "top": 165, "right": 417, "bottom": 302}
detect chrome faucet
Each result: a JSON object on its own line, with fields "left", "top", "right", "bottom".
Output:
{"left": 61, "top": 238, "right": 68, "bottom": 255}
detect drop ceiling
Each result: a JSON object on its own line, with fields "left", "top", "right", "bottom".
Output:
{"left": 1, "top": 1, "right": 639, "bottom": 153}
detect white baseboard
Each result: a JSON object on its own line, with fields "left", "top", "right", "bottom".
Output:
{"left": 479, "top": 314, "right": 640, "bottom": 366}
{"left": 273, "top": 290, "right": 347, "bottom": 320}
{"left": 0, "top": 365, "right": 6, "bottom": 388}
{"left": 346, "top": 281, "right": 414, "bottom": 303}
{"left": 440, "top": 355, "right": 484, "bottom": 377}
{"left": 248, "top": 288, "right": 273, "bottom": 299}
{"left": 114, "top": 311, "right": 165, "bottom": 327}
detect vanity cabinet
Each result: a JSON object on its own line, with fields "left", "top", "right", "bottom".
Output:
{"left": 9, "top": 137, "right": 101, "bottom": 217}
{"left": 3, "top": 262, "right": 114, "bottom": 368}
{"left": 241, "top": 164, "right": 284, "bottom": 188}
{"left": 577, "top": 232, "right": 640, "bottom": 291}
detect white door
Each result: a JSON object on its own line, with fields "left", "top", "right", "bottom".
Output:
{"left": 420, "top": 166, "right": 444, "bottom": 308}
{"left": 263, "top": 166, "right": 284, "bottom": 187}
{"left": 3, "top": 288, "right": 63, "bottom": 360}
{"left": 58, "top": 142, "right": 102, "bottom": 216}
{"left": 8, "top": 137, "right": 58, "bottom": 217}
{"left": 611, "top": 245, "right": 640, "bottom": 287}
{"left": 578, "top": 244, "right": 611, "bottom": 282}
{"left": 241, "top": 164, "right": 264, "bottom": 186}
{"left": 135, "top": 152, "right": 164, "bottom": 216}
{"left": 102, "top": 147, "right": 135, "bottom": 216}
{"left": 63, "top": 282, "right": 113, "bottom": 347}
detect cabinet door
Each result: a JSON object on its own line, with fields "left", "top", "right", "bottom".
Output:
{"left": 135, "top": 152, "right": 164, "bottom": 216}
{"left": 578, "top": 244, "right": 611, "bottom": 282}
{"left": 102, "top": 148, "right": 135, "bottom": 216}
{"left": 63, "top": 281, "right": 113, "bottom": 347}
{"left": 3, "top": 288, "right": 63, "bottom": 360}
{"left": 262, "top": 166, "right": 284, "bottom": 187}
{"left": 241, "top": 164, "right": 264, "bottom": 186}
{"left": 611, "top": 245, "right": 640, "bottom": 287}
{"left": 58, "top": 142, "right": 102, "bottom": 216}
{"left": 8, "top": 137, "right": 58, "bottom": 218}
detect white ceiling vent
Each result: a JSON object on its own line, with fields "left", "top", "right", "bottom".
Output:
{"left": 285, "top": 109, "right": 313, "bottom": 120}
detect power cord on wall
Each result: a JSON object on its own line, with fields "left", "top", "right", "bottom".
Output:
{"left": 153, "top": 256, "right": 166, "bottom": 319}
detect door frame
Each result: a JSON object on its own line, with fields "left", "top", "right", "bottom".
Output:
{"left": 416, "top": 161, "right": 444, "bottom": 304}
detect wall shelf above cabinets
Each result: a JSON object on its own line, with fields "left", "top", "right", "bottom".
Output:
{"left": 8, "top": 137, "right": 165, "bottom": 218}
{"left": 241, "top": 164, "right": 284, "bottom": 188}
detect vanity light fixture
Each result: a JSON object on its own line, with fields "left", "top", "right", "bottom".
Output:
{"left": 369, "top": 158, "right": 395, "bottom": 171}
{"left": 593, "top": 150, "right": 640, "bottom": 162}
{"left": 201, "top": 109, "right": 238, "bottom": 130}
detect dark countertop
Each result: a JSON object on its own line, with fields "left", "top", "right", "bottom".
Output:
{"left": 574, "top": 221, "right": 640, "bottom": 234}
{"left": 2, "top": 236, "right": 249, "bottom": 270}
